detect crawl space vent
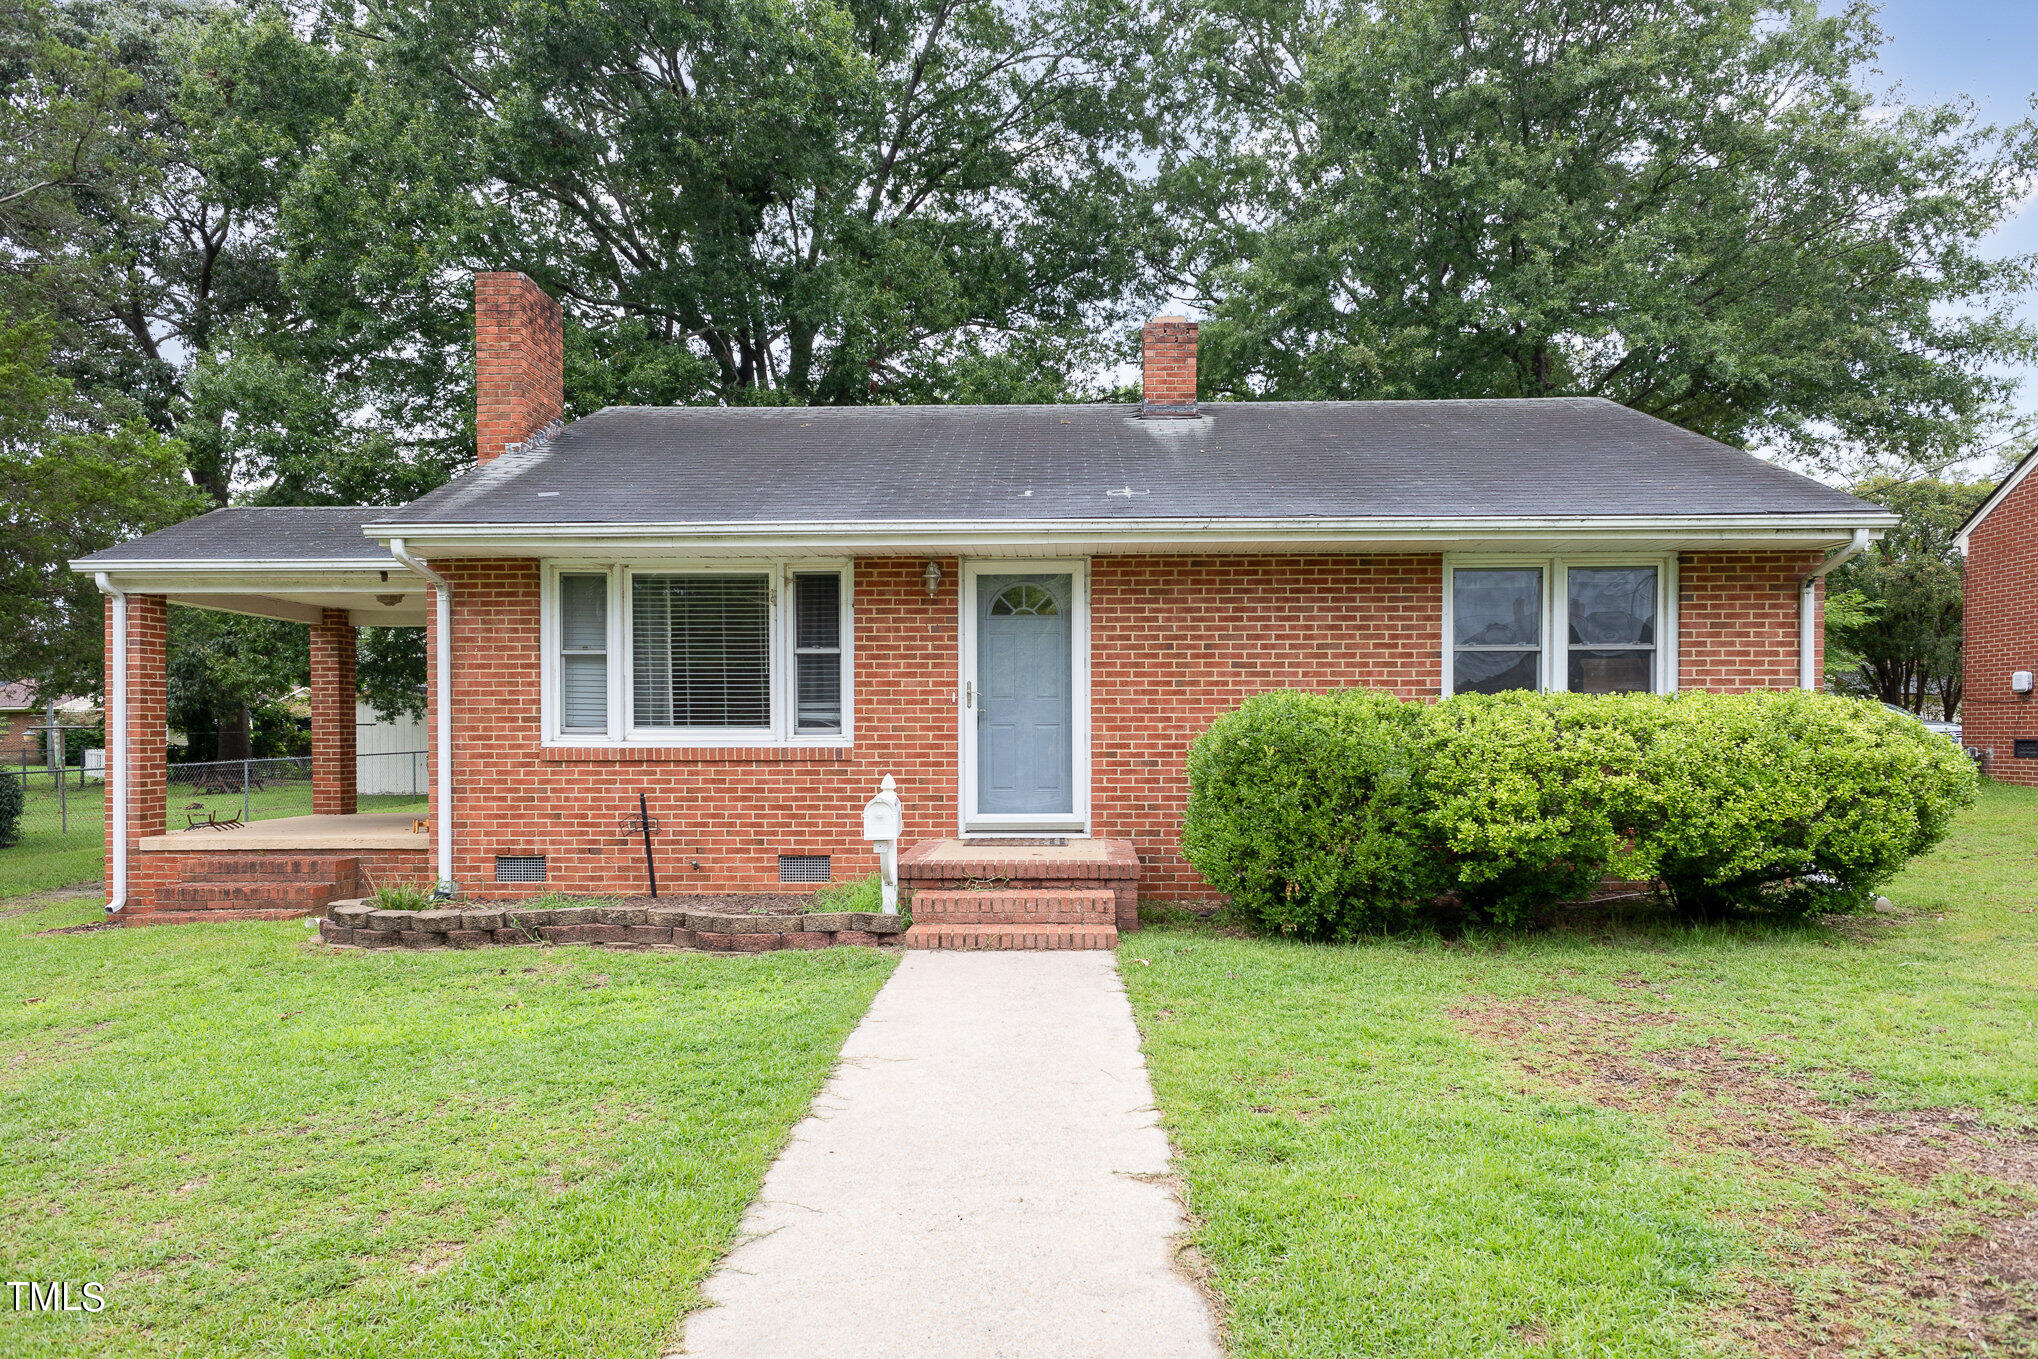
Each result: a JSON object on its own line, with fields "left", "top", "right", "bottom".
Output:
{"left": 495, "top": 855, "right": 547, "bottom": 883}
{"left": 778, "top": 855, "right": 831, "bottom": 883}
{"left": 2016, "top": 739, "right": 2038, "bottom": 760}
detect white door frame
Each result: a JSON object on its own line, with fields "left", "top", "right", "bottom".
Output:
{"left": 957, "top": 559, "right": 1091, "bottom": 836}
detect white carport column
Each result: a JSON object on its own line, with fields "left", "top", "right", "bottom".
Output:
{"left": 388, "top": 540, "right": 454, "bottom": 892}
{"left": 95, "top": 576, "right": 169, "bottom": 915}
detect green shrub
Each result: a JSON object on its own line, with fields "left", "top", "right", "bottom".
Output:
{"left": 1181, "top": 687, "right": 1977, "bottom": 935}
{"left": 0, "top": 771, "right": 20, "bottom": 849}
{"left": 1182, "top": 690, "right": 1436, "bottom": 939}
{"left": 1416, "top": 691, "right": 1663, "bottom": 925}
{"left": 1632, "top": 690, "right": 1977, "bottom": 916}
{"left": 370, "top": 882, "right": 434, "bottom": 911}
{"left": 808, "top": 873, "right": 885, "bottom": 914}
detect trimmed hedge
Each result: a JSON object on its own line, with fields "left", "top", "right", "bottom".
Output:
{"left": 1182, "top": 689, "right": 1977, "bottom": 936}
{"left": 0, "top": 771, "right": 20, "bottom": 850}
{"left": 1181, "top": 691, "right": 1436, "bottom": 939}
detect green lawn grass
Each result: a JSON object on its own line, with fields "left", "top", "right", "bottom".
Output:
{"left": 0, "top": 900, "right": 895, "bottom": 1356}
{"left": 0, "top": 783, "right": 428, "bottom": 898}
{"left": 1123, "top": 779, "right": 2038, "bottom": 1358}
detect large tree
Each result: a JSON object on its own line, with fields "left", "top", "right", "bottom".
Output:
{"left": 1825, "top": 475, "right": 1990, "bottom": 721}
{"left": 1164, "top": 0, "right": 2038, "bottom": 474}
{"left": 194, "top": 0, "right": 1168, "bottom": 419}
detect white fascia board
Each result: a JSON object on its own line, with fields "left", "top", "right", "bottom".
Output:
{"left": 363, "top": 513, "right": 1896, "bottom": 556}
{"left": 1953, "top": 449, "right": 2038, "bottom": 554}
{"left": 71, "top": 562, "right": 428, "bottom": 592}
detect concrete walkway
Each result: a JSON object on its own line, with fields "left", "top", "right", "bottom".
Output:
{"left": 675, "top": 951, "right": 1224, "bottom": 1359}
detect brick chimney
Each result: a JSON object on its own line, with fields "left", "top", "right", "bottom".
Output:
{"left": 474, "top": 271, "right": 563, "bottom": 465}
{"left": 1141, "top": 315, "right": 1198, "bottom": 417}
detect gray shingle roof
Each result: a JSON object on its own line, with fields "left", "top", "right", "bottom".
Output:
{"left": 376, "top": 397, "right": 1877, "bottom": 527}
{"left": 73, "top": 507, "right": 396, "bottom": 565}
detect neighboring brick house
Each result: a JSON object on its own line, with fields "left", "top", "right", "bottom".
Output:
{"left": 1956, "top": 448, "right": 2038, "bottom": 787}
{"left": 76, "top": 271, "right": 1896, "bottom": 937}
{"left": 0, "top": 682, "right": 99, "bottom": 765}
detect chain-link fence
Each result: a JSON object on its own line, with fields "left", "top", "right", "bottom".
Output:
{"left": 0, "top": 745, "right": 429, "bottom": 866}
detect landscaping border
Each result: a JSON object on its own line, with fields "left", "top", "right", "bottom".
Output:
{"left": 318, "top": 900, "right": 908, "bottom": 951}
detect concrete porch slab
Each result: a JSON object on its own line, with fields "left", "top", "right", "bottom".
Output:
{"left": 139, "top": 812, "right": 427, "bottom": 852}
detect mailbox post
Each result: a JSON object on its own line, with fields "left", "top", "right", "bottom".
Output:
{"left": 862, "top": 774, "right": 903, "bottom": 915}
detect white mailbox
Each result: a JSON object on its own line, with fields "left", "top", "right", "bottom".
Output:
{"left": 862, "top": 774, "right": 903, "bottom": 914}
{"left": 863, "top": 782, "right": 903, "bottom": 842}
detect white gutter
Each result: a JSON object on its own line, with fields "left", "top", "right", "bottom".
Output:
{"left": 1799, "top": 528, "right": 1873, "bottom": 690}
{"left": 387, "top": 539, "right": 455, "bottom": 893}
{"left": 362, "top": 512, "right": 1899, "bottom": 550}
{"left": 93, "top": 573, "right": 128, "bottom": 915}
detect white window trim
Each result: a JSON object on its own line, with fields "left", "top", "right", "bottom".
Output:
{"left": 1442, "top": 554, "right": 1679, "bottom": 697}
{"left": 957, "top": 558, "right": 1092, "bottom": 837}
{"left": 540, "top": 559, "right": 854, "bottom": 748}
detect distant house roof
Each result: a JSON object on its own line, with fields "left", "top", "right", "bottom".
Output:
{"left": 73, "top": 507, "right": 397, "bottom": 566}
{"left": 1954, "top": 444, "right": 2038, "bottom": 551}
{"left": 0, "top": 682, "right": 94, "bottom": 713}
{"left": 372, "top": 397, "right": 1879, "bottom": 529}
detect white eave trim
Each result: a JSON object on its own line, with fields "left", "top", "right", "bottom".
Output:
{"left": 361, "top": 512, "right": 1897, "bottom": 554}
{"left": 1953, "top": 448, "right": 2038, "bottom": 554}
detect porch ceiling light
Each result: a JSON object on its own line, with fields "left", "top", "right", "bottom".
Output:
{"left": 376, "top": 593, "right": 405, "bottom": 606}
{"left": 922, "top": 560, "right": 943, "bottom": 598}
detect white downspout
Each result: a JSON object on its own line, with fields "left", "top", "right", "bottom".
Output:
{"left": 1799, "top": 528, "right": 1873, "bottom": 691}
{"left": 94, "top": 573, "right": 128, "bottom": 915}
{"left": 388, "top": 539, "right": 455, "bottom": 893}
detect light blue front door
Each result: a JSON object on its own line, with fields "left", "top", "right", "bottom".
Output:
{"left": 976, "top": 574, "right": 1074, "bottom": 817}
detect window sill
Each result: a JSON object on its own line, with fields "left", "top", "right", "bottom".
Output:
{"left": 540, "top": 744, "right": 852, "bottom": 764}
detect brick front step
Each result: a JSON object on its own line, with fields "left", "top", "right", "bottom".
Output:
{"left": 192, "top": 855, "right": 360, "bottom": 880}
{"left": 909, "top": 888, "right": 1116, "bottom": 926}
{"left": 124, "top": 907, "right": 323, "bottom": 926}
{"left": 902, "top": 922, "right": 1119, "bottom": 950}
{"left": 156, "top": 880, "right": 340, "bottom": 908}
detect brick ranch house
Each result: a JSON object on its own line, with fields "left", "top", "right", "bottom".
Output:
{"left": 75, "top": 271, "right": 1894, "bottom": 940}
{"left": 1956, "top": 446, "right": 2038, "bottom": 787}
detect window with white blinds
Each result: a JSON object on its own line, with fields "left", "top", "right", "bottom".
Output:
{"left": 558, "top": 573, "right": 608, "bottom": 730}
{"left": 1443, "top": 558, "right": 1671, "bottom": 697}
{"left": 546, "top": 563, "right": 853, "bottom": 743}
{"left": 793, "top": 572, "right": 843, "bottom": 733}
{"left": 632, "top": 574, "right": 773, "bottom": 730}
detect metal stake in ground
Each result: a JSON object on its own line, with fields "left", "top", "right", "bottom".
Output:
{"left": 639, "top": 791, "right": 658, "bottom": 898}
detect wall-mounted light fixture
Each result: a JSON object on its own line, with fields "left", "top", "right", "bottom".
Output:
{"left": 923, "top": 561, "right": 943, "bottom": 598}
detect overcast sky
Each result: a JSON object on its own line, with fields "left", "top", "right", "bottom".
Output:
{"left": 1862, "top": 0, "right": 2038, "bottom": 462}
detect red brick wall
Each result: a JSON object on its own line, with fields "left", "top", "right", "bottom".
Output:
{"left": 474, "top": 271, "right": 563, "bottom": 465}
{"left": 104, "top": 593, "right": 168, "bottom": 883}
{"left": 1090, "top": 555, "right": 1441, "bottom": 894}
{"left": 1141, "top": 317, "right": 1198, "bottom": 410}
{"left": 1677, "top": 550, "right": 1825, "bottom": 691}
{"left": 1963, "top": 469, "right": 2038, "bottom": 786}
{"left": 309, "top": 609, "right": 357, "bottom": 815}
{"left": 128, "top": 848, "right": 432, "bottom": 909}
{"left": 432, "top": 558, "right": 961, "bottom": 897}
{"left": 426, "top": 550, "right": 1818, "bottom": 902}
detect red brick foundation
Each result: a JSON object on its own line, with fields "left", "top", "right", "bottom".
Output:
{"left": 1963, "top": 468, "right": 2038, "bottom": 785}
{"left": 401, "top": 550, "right": 1822, "bottom": 906}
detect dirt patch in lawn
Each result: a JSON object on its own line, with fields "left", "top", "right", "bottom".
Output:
{"left": 1457, "top": 998, "right": 2038, "bottom": 1357}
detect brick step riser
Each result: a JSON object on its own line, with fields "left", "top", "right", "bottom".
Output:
{"left": 188, "top": 858, "right": 360, "bottom": 880}
{"left": 156, "top": 883, "right": 339, "bottom": 907}
{"left": 901, "top": 923, "right": 1119, "bottom": 951}
{"left": 124, "top": 908, "right": 320, "bottom": 926}
{"left": 912, "top": 907, "right": 1114, "bottom": 925}
{"left": 909, "top": 890, "right": 1116, "bottom": 927}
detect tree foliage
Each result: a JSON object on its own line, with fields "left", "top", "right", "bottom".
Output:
{"left": 1825, "top": 475, "right": 1990, "bottom": 719}
{"left": 1163, "top": 0, "right": 2038, "bottom": 474}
